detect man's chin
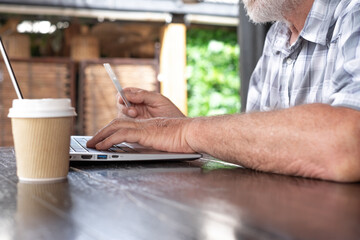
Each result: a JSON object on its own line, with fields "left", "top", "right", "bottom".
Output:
{"left": 242, "top": 0, "right": 287, "bottom": 24}
{"left": 247, "top": 12, "right": 279, "bottom": 24}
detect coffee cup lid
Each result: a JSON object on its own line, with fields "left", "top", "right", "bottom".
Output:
{"left": 8, "top": 99, "right": 77, "bottom": 118}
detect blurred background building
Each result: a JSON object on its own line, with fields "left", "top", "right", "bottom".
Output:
{"left": 0, "top": 0, "right": 267, "bottom": 146}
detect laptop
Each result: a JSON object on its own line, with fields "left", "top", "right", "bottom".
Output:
{"left": 0, "top": 37, "right": 202, "bottom": 161}
{"left": 70, "top": 136, "right": 201, "bottom": 161}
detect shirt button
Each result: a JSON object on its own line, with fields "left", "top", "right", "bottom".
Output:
{"left": 286, "top": 58, "right": 293, "bottom": 64}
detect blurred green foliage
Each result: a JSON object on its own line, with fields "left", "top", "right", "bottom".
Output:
{"left": 186, "top": 27, "right": 240, "bottom": 117}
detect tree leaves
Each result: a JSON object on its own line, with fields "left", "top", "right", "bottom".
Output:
{"left": 186, "top": 28, "right": 240, "bottom": 117}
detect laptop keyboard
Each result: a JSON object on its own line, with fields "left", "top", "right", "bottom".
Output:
{"left": 70, "top": 137, "right": 139, "bottom": 153}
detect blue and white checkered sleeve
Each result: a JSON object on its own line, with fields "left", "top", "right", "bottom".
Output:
{"left": 246, "top": 56, "right": 264, "bottom": 113}
{"left": 245, "top": 24, "right": 277, "bottom": 113}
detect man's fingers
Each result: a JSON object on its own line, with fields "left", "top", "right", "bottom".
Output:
{"left": 86, "top": 119, "right": 137, "bottom": 148}
{"left": 94, "top": 128, "right": 142, "bottom": 150}
{"left": 123, "top": 88, "right": 161, "bottom": 106}
{"left": 123, "top": 89, "right": 147, "bottom": 104}
{"left": 122, "top": 107, "right": 138, "bottom": 118}
{"left": 123, "top": 87, "right": 142, "bottom": 93}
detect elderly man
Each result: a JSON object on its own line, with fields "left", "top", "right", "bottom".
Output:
{"left": 88, "top": 0, "right": 360, "bottom": 182}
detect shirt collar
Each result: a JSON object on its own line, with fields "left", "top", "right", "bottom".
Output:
{"left": 271, "top": 22, "right": 296, "bottom": 56}
{"left": 300, "top": 0, "right": 342, "bottom": 45}
{"left": 271, "top": 0, "right": 343, "bottom": 52}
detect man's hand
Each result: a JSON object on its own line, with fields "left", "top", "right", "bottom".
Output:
{"left": 86, "top": 117, "right": 195, "bottom": 153}
{"left": 88, "top": 103, "right": 360, "bottom": 182}
{"left": 117, "top": 88, "right": 185, "bottom": 119}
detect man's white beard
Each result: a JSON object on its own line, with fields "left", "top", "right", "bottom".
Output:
{"left": 242, "top": 0, "right": 299, "bottom": 24}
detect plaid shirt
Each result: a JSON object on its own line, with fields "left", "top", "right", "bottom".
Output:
{"left": 246, "top": 0, "right": 360, "bottom": 112}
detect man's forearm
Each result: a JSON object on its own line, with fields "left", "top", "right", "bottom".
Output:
{"left": 187, "top": 104, "right": 360, "bottom": 182}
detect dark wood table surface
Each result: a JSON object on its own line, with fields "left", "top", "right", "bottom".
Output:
{"left": 1, "top": 147, "right": 359, "bottom": 240}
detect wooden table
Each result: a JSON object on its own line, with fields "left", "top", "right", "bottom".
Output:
{"left": 1, "top": 147, "right": 359, "bottom": 240}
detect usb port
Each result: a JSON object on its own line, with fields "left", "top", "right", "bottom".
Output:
{"left": 97, "top": 155, "right": 108, "bottom": 160}
{"left": 112, "top": 155, "right": 119, "bottom": 158}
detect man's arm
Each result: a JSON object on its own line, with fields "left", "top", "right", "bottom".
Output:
{"left": 88, "top": 102, "right": 360, "bottom": 182}
{"left": 188, "top": 104, "right": 360, "bottom": 182}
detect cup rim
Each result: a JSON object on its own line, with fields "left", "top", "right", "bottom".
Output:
{"left": 8, "top": 98, "right": 77, "bottom": 118}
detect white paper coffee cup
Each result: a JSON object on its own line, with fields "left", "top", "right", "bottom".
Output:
{"left": 8, "top": 99, "right": 77, "bottom": 182}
